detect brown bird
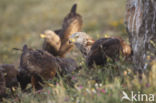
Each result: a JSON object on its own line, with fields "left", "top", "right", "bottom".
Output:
{"left": 41, "top": 4, "right": 83, "bottom": 57}
{"left": 17, "top": 45, "right": 58, "bottom": 90}
{"left": 58, "top": 3, "right": 83, "bottom": 57}
{"left": 17, "top": 45, "right": 79, "bottom": 90}
{"left": 60, "top": 3, "right": 83, "bottom": 39}
{"left": 69, "top": 32, "right": 131, "bottom": 67}
{"left": 0, "top": 64, "right": 18, "bottom": 93}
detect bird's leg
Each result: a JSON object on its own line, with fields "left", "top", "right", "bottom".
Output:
{"left": 31, "top": 76, "right": 36, "bottom": 91}
{"left": 31, "top": 75, "right": 43, "bottom": 91}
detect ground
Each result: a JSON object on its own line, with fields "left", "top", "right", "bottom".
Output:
{"left": 0, "top": 0, "right": 156, "bottom": 103}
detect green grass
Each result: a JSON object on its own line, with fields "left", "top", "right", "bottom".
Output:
{"left": 2, "top": 59, "right": 156, "bottom": 103}
{"left": 0, "top": 0, "right": 156, "bottom": 103}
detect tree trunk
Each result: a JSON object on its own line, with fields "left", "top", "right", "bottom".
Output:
{"left": 125, "top": 0, "right": 156, "bottom": 72}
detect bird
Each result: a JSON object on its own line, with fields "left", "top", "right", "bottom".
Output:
{"left": 17, "top": 45, "right": 80, "bottom": 90}
{"left": 40, "top": 4, "right": 83, "bottom": 57}
{"left": 56, "top": 57, "right": 80, "bottom": 76}
{"left": 40, "top": 30, "right": 61, "bottom": 56}
{"left": 17, "top": 45, "right": 59, "bottom": 90}
{"left": 69, "top": 32, "right": 131, "bottom": 67}
{"left": 0, "top": 64, "right": 18, "bottom": 93}
{"left": 60, "top": 3, "right": 83, "bottom": 39}
{"left": 58, "top": 3, "right": 83, "bottom": 57}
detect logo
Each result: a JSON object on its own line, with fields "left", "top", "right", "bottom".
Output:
{"left": 121, "top": 91, "right": 155, "bottom": 102}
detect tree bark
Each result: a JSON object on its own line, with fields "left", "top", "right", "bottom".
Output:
{"left": 125, "top": 0, "right": 156, "bottom": 71}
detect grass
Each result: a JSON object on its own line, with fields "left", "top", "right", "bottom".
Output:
{"left": 2, "top": 59, "right": 156, "bottom": 103}
{"left": 0, "top": 0, "right": 156, "bottom": 103}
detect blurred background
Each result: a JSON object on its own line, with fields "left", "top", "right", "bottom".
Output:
{"left": 0, "top": 0, "right": 126, "bottom": 64}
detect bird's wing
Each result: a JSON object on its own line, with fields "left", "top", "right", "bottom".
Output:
{"left": 61, "top": 4, "right": 82, "bottom": 38}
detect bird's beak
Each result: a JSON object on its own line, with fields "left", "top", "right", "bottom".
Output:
{"left": 40, "top": 34, "right": 46, "bottom": 38}
{"left": 69, "top": 38, "right": 76, "bottom": 44}
{"left": 86, "top": 39, "right": 95, "bottom": 46}
{"left": 12, "top": 87, "right": 16, "bottom": 92}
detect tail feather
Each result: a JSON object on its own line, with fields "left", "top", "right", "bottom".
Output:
{"left": 70, "top": 3, "right": 77, "bottom": 14}
{"left": 19, "top": 44, "right": 28, "bottom": 67}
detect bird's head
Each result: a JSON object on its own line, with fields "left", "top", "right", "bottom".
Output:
{"left": 69, "top": 32, "right": 94, "bottom": 57}
{"left": 69, "top": 32, "right": 94, "bottom": 46}
{"left": 40, "top": 30, "right": 57, "bottom": 40}
{"left": 40, "top": 30, "right": 61, "bottom": 51}
{"left": 40, "top": 30, "right": 60, "bottom": 43}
